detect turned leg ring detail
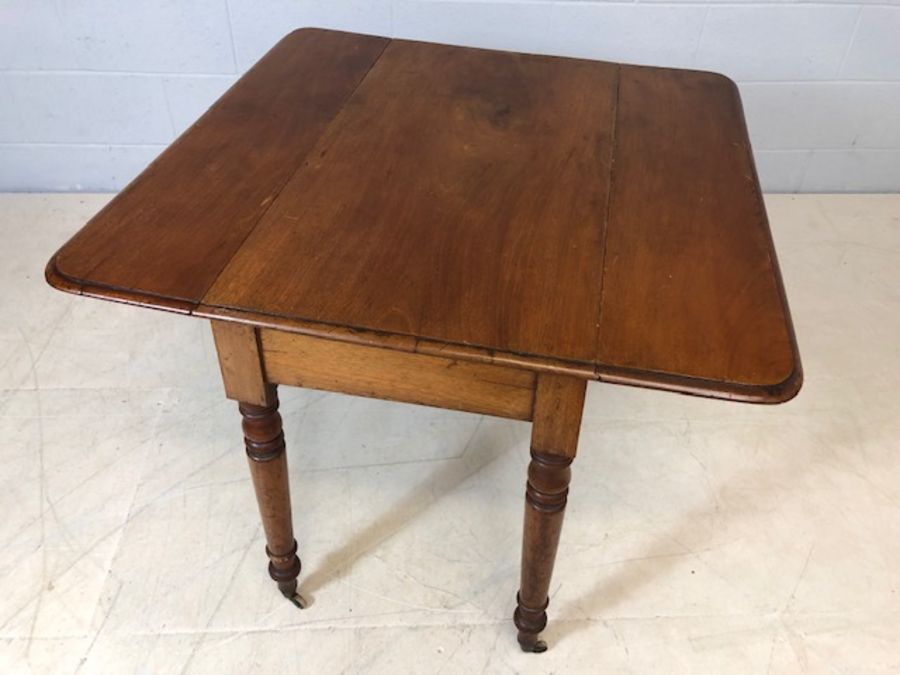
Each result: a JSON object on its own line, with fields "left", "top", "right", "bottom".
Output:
{"left": 514, "top": 449, "right": 574, "bottom": 653}
{"left": 239, "top": 390, "right": 302, "bottom": 603}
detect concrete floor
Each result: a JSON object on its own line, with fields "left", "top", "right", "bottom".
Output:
{"left": 1, "top": 193, "right": 898, "bottom": 674}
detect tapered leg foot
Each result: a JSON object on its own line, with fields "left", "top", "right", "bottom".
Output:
{"left": 267, "top": 540, "right": 301, "bottom": 591}
{"left": 513, "top": 374, "right": 585, "bottom": 652}
{"left": 514, "top": 593, "right": 549, "bottom": 652}
{"left": 517, "top": 635, "right": 548, "bottom": 654}
{"left": 240, "top": 386, "right": 304, "bottom": 607}
{"left": 514, "top": 450, "right": 572, "bottom": 653}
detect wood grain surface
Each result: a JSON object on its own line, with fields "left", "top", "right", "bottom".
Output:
{"left": 530, "top": 374, "right": 588, "bottom": 459}
{"left": 204, "top": 40, "right": 617, "bottom": 363}
{"left": 46, "top": 29, "right": 801, "bottom": 402}
{"left": 50, "top": 29, "right": 388, "bottom": 305}
{"left": 597, "top": 66, "right": 798, "bottom": 395}
{"left": 260, "top": 328, "right": 536, "bottom": 420}
{"left": 211, "top": 321, "right": 269, "bottom": 406}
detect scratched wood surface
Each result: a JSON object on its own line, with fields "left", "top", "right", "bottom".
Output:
{"left": 46, "top": 29, "right": 801, "bottom": 402}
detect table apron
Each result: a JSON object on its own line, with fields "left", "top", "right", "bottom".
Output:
{"left": 260, "top": 328, "right": 536, "bottom": 420}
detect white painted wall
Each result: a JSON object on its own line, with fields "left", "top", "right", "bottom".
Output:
{"left": 1, "top": 1, "right": 898, "bottom": 192}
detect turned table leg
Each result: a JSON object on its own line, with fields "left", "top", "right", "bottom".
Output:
{"left": 240, "top": 384, "right": 304, "bottom": 605}
{"left": 514, "top": 373, "right": 587, "bottom": 652}
{"left": 212, "top": 321, "right": 305, "bottom": 607}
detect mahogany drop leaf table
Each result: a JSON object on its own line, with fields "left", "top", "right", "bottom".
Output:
{"left": 46, "top": 29, "right": 801, "bottom": 653}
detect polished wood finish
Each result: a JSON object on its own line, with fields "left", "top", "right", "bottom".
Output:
{"left": 204, "top": 40, "right": 617, "bottom": 364}
{"left": 49, "top": 29, "right": 388, "bottom": 308}
{"left": 260, "top": 328, "right": 535, "bottom": 420}
{"left": 240, "top": 386, "right": 302, "bottom": 601}
{"left": 597, "top": 66, "right": 800, "bottom": 398}
{"left": 46, "top": 29, "right": 800, "bottom": 403}
{"left": 515, "top": 374, "right": 586, "bottom": 652}
{"left": 45, "top": 28, "right": 804, "bottom": 653}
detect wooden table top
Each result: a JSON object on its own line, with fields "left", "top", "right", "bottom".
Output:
{"left": 46, "top": 28, "right": 801, "bottom": 403}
